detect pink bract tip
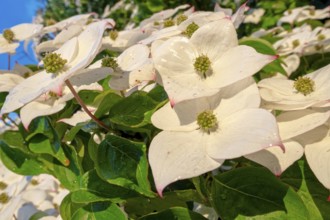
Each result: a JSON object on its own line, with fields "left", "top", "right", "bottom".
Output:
{"left": 275, "top": 173, "right": 281, "bottom": 178}
{"left": 157, "top": 188, "right": 164, "bottom": 198}
{"left": 278, "top": 142, "right": 285, "bottom": 153}
{"left": 272, "top": 54, "right": 280, "bottom": 60}
{"left": 327, "top": 195, "right": 330, "bottom": 202}
{"left": 224, "top": 16, "right": 231, "bottom": 20}
{"left": 169, "top": 99, "right": 175, "bottom": 108}
{"left": 24, "top": 124, "right": 30, "bottom": 132}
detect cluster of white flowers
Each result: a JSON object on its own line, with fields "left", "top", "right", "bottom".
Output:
{"left": 0, "top": 161, "right": 68, "bottom": 220}
{"left": 0, "top": 2, "right": 330, "bottom": 219}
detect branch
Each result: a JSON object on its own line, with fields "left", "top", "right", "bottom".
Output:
{"left": 65, "top": 79, "right": 110, "bottom": 131}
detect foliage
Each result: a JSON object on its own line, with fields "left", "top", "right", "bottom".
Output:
{"left": 1, "top": 0, "right": 330, "bottom": 219}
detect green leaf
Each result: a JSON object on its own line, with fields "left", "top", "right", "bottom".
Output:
{"left": 109, "top": 91, "right": 163, "bottom": 128}
{"left": 77, "top": 90, "right": 101, "bottom": 106}
{"left": 138, "top": 207, "right": 207, "bottom": 220}
{"left": 71, "top": 201, "right": 127, "bottom": 220}
{"left": 146, "top": 0, "right": 164, "bottom": 12}
{"left": 60, "top": 193, "right": 87, "bottom": 220}
{"left": 24, "top": 117, "right": 55, "bottom": 141}
{"left": 296, "top": 19, "right": 324, "bottom": 29}
{"left": 93, "top": 90, "right": 123, "bottom": 118}
{"left": 29, "top": 134, "right": 69, "bottom": 166}
{"left": 147, "top": 85, "right": 168, "bottom": 103}
{"left": 239, "top": 37, "right": 287, "bottom": 76}
{"left": 63, "top": 124, "right": 85, "bottom": 142}
{"left": 95, "top": 134, "right": 155, "bottom": 197}
{"left": 0, "top": 141, "right": 49, "bottom": 175}
{"left": 281, "top": 159, "right": 329, "bottom": 220}
{"left": 36, "top": 144, "right": 83, "bottom": 191}
{"left": 191, "top": 176, "right": 210, "bottom": 205}
{"left": 211, "top": 167, "right": 308, "bottom": 219}
{"left": 1, "top": 130, "right": 25, "bottom": 148}
{"left": 0, "top": 92, "right": 7, "bottom": 108}
{"left": 70, "top": 169, "right": 139, "bottom": 204}
{"left": 29, "top": 211, "right": 48, "bottom": 220}
{"left": 87, "top": 135, "right": 99, "bottom": 162}
{"left": 51, "top": 144, "right": 83, "bottom": 190}
{"left": 125, "top": 190, "right": 203, "bottom": 218}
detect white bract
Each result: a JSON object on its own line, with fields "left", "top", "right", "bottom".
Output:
{"left": 244, "top": 8, "right": 265, "bottom": 24}
{"left": 154, "top": 18, "right": 276, "bottom": 105}
{"left": 273, "top": 26, "right": 317, "bottom": 56}
{"left": 20, "top": 83, "right": 102, "bottom": 129}
{"left": 112, "top": 46, "right": 154, "bottom": 91}
{"left": 0, "top": 20, "right": 111, "bottom": 116}
{"left": 58, "top": 107, "right": 96, "bottom": 126}
{"left": 259, "top": 64, "right": 330, "bottom": 111}
{"left": 0, "top": 23, "right": 43, "bottom": 54}
{"left": 41, "top": 13, "right": 96, "bottom": 33}
{"left": 277, "top": 6, "right": 330, "bottom": 26}
{"left": 149, "top": 78, "right": 282, "bottom": 195}
{"left": 245, "top": 109, "right": 330, "bottom": 175}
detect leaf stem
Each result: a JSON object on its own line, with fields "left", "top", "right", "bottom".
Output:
{"left": 65, "top": 79, "right": 110, "bottom": 131}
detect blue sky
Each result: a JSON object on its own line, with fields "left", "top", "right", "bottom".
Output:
{"left": 0, "top": 0, "right": 45, "bottom": 70}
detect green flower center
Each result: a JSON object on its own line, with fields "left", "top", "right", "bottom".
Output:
{"left": 183, "top": 22, "right": 199, "bottom": 38}
{"left": 101, "top": 57, "right": 119, "bottom": 69}
{"left": 163, "top": 19, "right": 175, "bottom": 27}
{"left": 292, "top": 39, "right": 300, "bottom": 48}
{"left": 31, "top": 179, "right": 39, "bottom": 185}
{"left": 48, "top": 91, "right": 60, "bottom": 98}
{"left": 0, "top": 181, "right": 7, "bottom": 190}
{"left": 194, "top": 55, "right": 212, "bottom": 78}
{"left": 176, "top": 14, "right": 188, "bottom": 25}
{"left": 43, "top": 53, "right": 67, "bottom": 74}
{"left": 46, "top": 18, "right": 57, "bottom": 26}
{"left": 317, "top": 34, "right": 325, "bottom": 41}
{"left": 197, "top": 110, "right": 218, "bottom": 133}
{"left": 3, "top": 29, "right": 15, "bottom": 43}
{"left": 153, "top": 21, "right": 160, "bottom": 26}
{"left": 309, "top": 9, "right": 315, "bottom": 16}
{"left": 314, "top": 44, "right": 324, "bottom": 51}
{"left": 109, "top": 30, "right": 118, "bottom": 41}
{"left": 0, "top": 192, "right": 9, "bottom": 204}
{"left": 86, "top": 18, "right": 94, "bottom": 25}
{"left": 293, "top": 76, "right": 315, "bottom": 96}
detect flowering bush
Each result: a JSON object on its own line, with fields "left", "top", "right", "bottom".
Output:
{"left": 1, "top": 0, "right": 330, "bottom": 219}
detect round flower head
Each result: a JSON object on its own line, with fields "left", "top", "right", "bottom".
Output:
{"left": 258, "top": 63, "right": 330, "bottom": 111}
{"left": 154, "top": 18, "right": 277, "bottom": 105}
{"left": 0, "top": 20, "right": 112, "bottom": 115}
{"left": 149, "top": 78, "right": 283, "bottom": 196}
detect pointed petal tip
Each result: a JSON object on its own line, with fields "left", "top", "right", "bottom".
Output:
{"left": 271, "top": 54, "right": 279, "bottom": 60}
{"left": 225, "top": 16, "right": 231, "bottom": 20}
{"left": 169, "top": 98, "right": 175, "bottom": 108}
{"left": 23, "top": 122, "right": 29, "bottom": 131}
{"left": 24, "top": 125, "right": 30, "bottom": 132}
{"left": 242, "top": 1, "right": 248, "bottom": 7}
{"left": 278, "top": 142, "right": 285, "bottom": 153}
{"left": 157, "top": 187, "right": 164, "bottom": 198}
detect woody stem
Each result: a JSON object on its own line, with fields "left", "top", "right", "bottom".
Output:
{"left": 65, "top": 79, "right": 110, "bottom": 131}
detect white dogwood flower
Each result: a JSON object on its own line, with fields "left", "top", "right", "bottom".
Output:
{"left": 0, "top": 23, "right": 43, "bottom": 54}
{"left": 0, "top": 20, "right": 111, "bottom": 116}
{"left": 149, "top": 78, "right": 282, "bottom": 195}
{"left": 153, "top": 19, "right": 276, "bottom": 105}
{"left": 259, "top": 64, "right": 330, "bottom": 111}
